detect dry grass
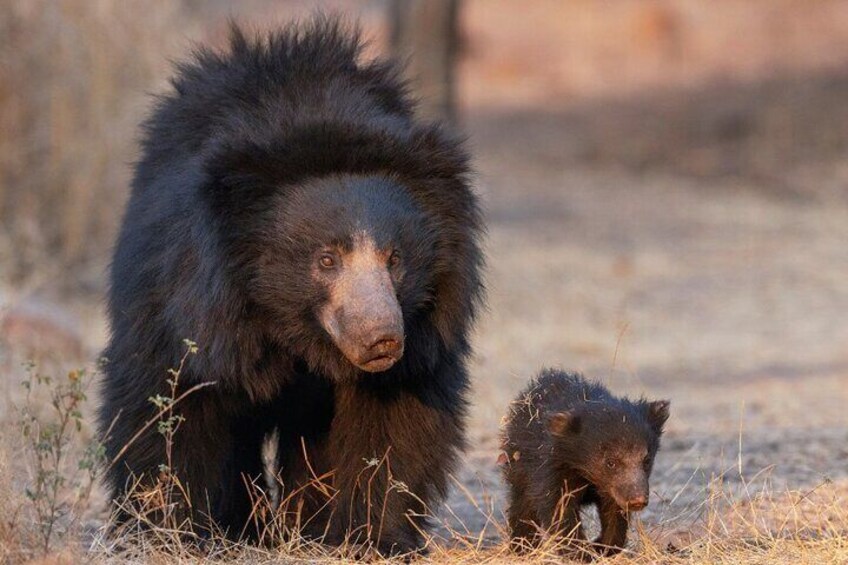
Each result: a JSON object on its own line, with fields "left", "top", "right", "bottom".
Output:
{"left": 0, "top": 355, "right": 844, "bottom": 564}
{"left": 0, "top": 0, "right": 199, "bottom": 281}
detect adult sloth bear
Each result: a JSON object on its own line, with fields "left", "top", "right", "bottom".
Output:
{"left": 99, "top": 17, "right": 483, "bottom": 554}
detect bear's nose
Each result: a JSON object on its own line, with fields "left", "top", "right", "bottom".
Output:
{"left": 626, "top": 495, "right": 648, "bottom": 511}
{"left": 356, "top": 330, "right": 404, "bottom": 372}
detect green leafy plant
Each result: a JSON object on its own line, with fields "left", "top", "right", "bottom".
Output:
{"left": 18, "top": 361, "right": 105, "bottom": 554}
{"left": 144, "top": 339, "right": 197, "bottom": 530}
{"left": 149, "top": 339, "right": 197, "bottom": 477}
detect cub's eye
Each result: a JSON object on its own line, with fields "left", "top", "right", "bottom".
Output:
{"left": 605, "top": 459, "right": 617, "bottom": 470}
{"left": 643, "top": 456, "right": 651, "bottom": 469}
{"left": 318, "top": 253, "right": 337, "bottom": 269}
{"left": 388, "top": 250, "right": 401, "bottom": 268}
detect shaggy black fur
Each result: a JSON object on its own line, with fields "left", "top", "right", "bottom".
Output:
{"left": 500, "top": 370, "right": 669, "bottom": 558}
{"left": 98, "top": 17, "right": 484, "bottom": 554}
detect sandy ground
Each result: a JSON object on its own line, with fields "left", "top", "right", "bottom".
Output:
{"left": 438, "top": 79, "right": 848, "bottom": 540}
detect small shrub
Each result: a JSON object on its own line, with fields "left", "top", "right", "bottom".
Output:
{"left": 17, "top": 361, "right": 105, "bottom": 555}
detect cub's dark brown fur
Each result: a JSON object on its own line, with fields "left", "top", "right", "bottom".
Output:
{"left": 500, "top": 369, "right": 669, "bottom": 557}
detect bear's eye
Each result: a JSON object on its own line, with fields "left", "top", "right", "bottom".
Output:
{"left": 605, "top": 459, "right": 617, "bottom": 470}
{"left": 388, "top": 250, "right": 401, "bottom": 268}
{"left": 318, "top": 253, "right": 337, "bottom": 269}
{"left": 643, "top": 456, "right": 651, "bottom": 469}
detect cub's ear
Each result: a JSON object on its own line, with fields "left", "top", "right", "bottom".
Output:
{"left": 547, "top": 412, "right": 581, "bottom": 436}
{"left": 645, "top": 400, "right": 671, "bottom": 434}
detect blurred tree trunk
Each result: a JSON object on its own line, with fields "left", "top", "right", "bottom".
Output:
{"left": 389, "top": 0, "right": 460, "bottom": 124}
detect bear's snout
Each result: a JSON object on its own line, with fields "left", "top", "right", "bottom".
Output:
{"left": 359, "top": 328, "right": 404, "bottom": 372}
{"left": 332, "top": 311, "right": 404, "bottom": 372}
{"left": 625, "top": 493, "right": 649, "bottom": 511}
{"left": 611, "top": 479, "right": 650, "bottom": 512}
{"left": 318, "top": 235, "right": 406, "bottom": 373}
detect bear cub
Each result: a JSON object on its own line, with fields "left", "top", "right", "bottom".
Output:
{"left": 500, "top": 369, "right": 670, "bottom": 557}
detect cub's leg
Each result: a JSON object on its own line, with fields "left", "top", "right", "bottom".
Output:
{"left": 594, "top": 494, "right": 630, "bottom": 555}
{"left": 506, "top": 479, "right": 540, "bottom": 549}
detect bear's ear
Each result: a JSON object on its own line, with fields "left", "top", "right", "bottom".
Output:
{"left": 645, "top": 400, "right": 671, "bottom": 434}
{"left": 547, "top": 412, "right": 581, "bottom": 436}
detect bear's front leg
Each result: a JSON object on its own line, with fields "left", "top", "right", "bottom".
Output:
{"left": 102, "top": 384, "right": 266, "bottom": 541}
{"left": 506, "top": 478, "right": 543, "bottom": 550}
{"left": 213, "top": 411, "right": 274, "bottom": 542}
{"left": 594, "top": 494, "right": 630, "bottom": 556}
{"left": 325, "top": 376, "right": 466, "bottom": 556}
{"left": 543, "top": 491, "right": 586, "bottom": 546}
{"left": 530, "top": 475, "right": 593, "bottom": 561}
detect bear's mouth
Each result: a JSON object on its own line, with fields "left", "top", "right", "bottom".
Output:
{"left": 358, "top": 353, "right": 401, "bottom": 373}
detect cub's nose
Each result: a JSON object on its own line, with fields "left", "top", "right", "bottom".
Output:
{"left": 626, "top": 495, "right": 649, "bottom": 511}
